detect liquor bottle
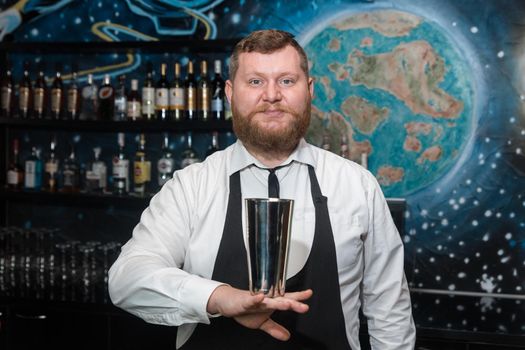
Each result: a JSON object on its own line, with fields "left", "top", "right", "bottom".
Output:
{"left": 340, "top": 134, "right": 350, "bottom": 159}
{"left": 169, "top": 62, "right": 184, "bottom": 121}
{"left": 157, "top": 133, "right": 175, "bottom": 187}
{"left": 80, "top": 74, "right": 98, "bottom": 120}
{"left": 197, "top": 60, "right": 211, "bottom": 121}
{"left": 66, "top": 70, "right": 80, "bottom": 120}
{"left": 24, "top": 146, "right": 43, "bottom": 191}
{"left": 206, "top": 131, "right": 220, "bottom": 157}
{"left": 33, "top": 66, "right": 48, "bottom": 119}
{"left": 211, "top": 59, "right": 225, "bottom": 120}
{"left": 61, "top": 143, "right": 80, "bottom": 193}
{"left": 185, "top": 61, "right": 197, "bottom": 120}
{"left": 112, "top": 133, "right": 130, "bottom": 195}
{"left": 43, "top": 136, "right": 59, "bottom": 192}
{"left": 142, "top": 64, "right": 155, "bottom": 120}
{"left": 180, "top": 132, "right": 200, "bottom": 169}
{"left": 85, "top": 147, "right": 107, "bottom": 193}
{"left": 19, "top": 62, "right": 33, "bottom": 119}
{"left": 98, "top": 74, "right": 114, "bottom": 120}
{"left": 155, "top": 63, "right": 170, "bottom": 121}
{"left": 1, "top": 66, "right": 15, "bottom": 117}
{"left": 133, "top": 133, "right": 151, "bottom": 195}
{"left": 126, "top": 79, "right": 141, "bottom": 121}
{"left": 6, "top": 138, "right": 24, "bottom": 189}
{"left": 114, "top": 75, "right": 127, "bottom": 121}
{"left": 50, "top": 65, "right": 64, "bottom": 119}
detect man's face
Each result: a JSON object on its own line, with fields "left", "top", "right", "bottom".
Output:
{"left": 226, "top": 45, "right": 314, "bottom": 154}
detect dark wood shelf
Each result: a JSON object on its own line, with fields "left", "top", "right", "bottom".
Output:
{"left": 0, "top": 117, "right": 233, "bottom": 133}
{"left": 0, "top": 38, "right": 240, "bottom": 54}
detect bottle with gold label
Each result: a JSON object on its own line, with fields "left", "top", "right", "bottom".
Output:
{"left": 169, "top": 62, "right": 185, "bottom": 121}
{"left": 133, "top": 133, "right": 151, "bottom": 196}
{"left": 50, "top": 65, "right": 64, "bottom": 120}
{"left": 33, "top": 65, "right": 48, "bottom": 119}
{"left": 1, "top": 66, "right": 15, "bottom": 118}
{"left": 197, "top": 60, "right": 210, "bottom": 121}
{"left": 155, "top": 63, "right": 170, "bottom": 121}
{"left": 185, "top": 60, "right": 197, "bottom": 121}
{"left": 19, "top": 62, "right": 33, "bottom": 119}
{"left": 67, "top": 70, "right": 80, "bottom": 120}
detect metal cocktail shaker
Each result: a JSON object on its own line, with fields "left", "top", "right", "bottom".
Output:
{"left": 245, "top": 198, "right": 294, "bottom": 297}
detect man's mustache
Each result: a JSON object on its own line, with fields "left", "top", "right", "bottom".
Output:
{"left": 252, "top": 104, "right": 297, "bottom": 115}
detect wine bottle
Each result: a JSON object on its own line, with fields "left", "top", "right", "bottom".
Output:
{"left": 133, "top": 133, "right": 151, "bottom": 196}
{"left": 155, "top": 63, "right": 170, "bottom": 121}
{"left": 33, "top": 65, "right": 48, "bottom": 119}
{"left": 112, "top": 133, "right": 130, "bottom": 195}
{"left": 80, "top": 74, "right": 98, "bottom": 120}
{"left": 98, "top": 74, "right": 114, "bottom": 120}
{"left": 185, "top": 61, "right": 197, "bottom": 121}
{"left": 0, "top": 66, "right": 15, "bottom": 118}
{"left": 114, "top": 75, "right": 127, "bottom": 121}
{"left": 50, "top": 65, "right": 64, "bottom": 120}
{"left": 169, "top": 62, "right": 184, "bottom": 121}
{"left": 19, "top": 62, "right": 33, "bottom": 119}
{"left": 7, "top": 138, "right": 24, "bottom": 189}
{"left": 142, "top": 63, "right": 155, "bottom": 120}
{"left": 66, "top": 70, "right": 80, "bottom": 120}
{"left": 197, "top": 60, "right": 210, "bottom": 121}
{"left": 157, "top": 133, "right": 175, "bottom": 187}
{"left": 127, "top": 79, "right": 141, "bottom": 121}
{"left": 211, "top": 59, "right": 225, "bottom": 120}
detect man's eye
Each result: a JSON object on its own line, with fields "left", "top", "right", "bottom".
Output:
{"left": 249, "top": 79, "right": 262, "bottom": 86}
{"left": 281, "top": 79, "right": 294, "bottom": 85}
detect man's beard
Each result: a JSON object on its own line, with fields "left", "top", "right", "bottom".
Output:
{"left": 232, "top": 99, "right": 311, "bottom": 155}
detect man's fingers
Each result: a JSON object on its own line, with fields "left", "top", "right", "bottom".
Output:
{"left": 259, "top": 318, "right": 291, "bottom": 341}
{"left": 284, "top": 289, "right": 313, "bottom": 301}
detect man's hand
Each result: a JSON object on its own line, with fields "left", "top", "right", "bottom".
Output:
{"left": 207, "top": 285, "right": 313, "bottom": 341}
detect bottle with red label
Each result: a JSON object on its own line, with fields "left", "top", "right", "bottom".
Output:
{"left": 98, "top": 74, "right": 114, "bottom": 120}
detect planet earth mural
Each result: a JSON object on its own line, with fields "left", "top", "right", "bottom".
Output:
{"left": 302, "top": 9, "right": 474, "bottom": 197}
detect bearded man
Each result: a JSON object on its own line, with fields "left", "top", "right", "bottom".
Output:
{"left": 109, "top": 29, "right": 415, "bottom": 350}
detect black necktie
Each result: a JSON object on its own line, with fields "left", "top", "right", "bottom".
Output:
{"left": 268, "top": 168, "right": 280, "bottom": 198}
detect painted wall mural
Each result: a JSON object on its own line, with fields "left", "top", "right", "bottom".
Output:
{"left": 2, "top": 0, "right": 525, "bottom": 335}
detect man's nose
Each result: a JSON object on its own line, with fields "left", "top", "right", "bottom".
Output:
{"left": 262, "top": 81, "right": 282, "bottom": 103}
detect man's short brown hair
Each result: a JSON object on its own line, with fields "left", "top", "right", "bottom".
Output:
{"left": 228, "top": 29, "right": 309, "bottom": 81}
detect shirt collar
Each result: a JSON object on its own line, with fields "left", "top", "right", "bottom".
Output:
{"left": 229, "top": 138, "right": 316, "bottom": 175}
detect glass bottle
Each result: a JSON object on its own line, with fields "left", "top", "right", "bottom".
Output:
{"left": 114, "top": 75, "right": 127, "bottom": 121}
{"left": 126, "top": 79, "right": 141, "bottom": 121}
{"left": 157, "top": 133, "right": 175, "bottom": 188}
{"left": 133, "top": 133, "right": 151, "bottom": 196}
{"left": 180, "top": 132, "right": 200, "bottom": 169}
{"left": 185, "top": 61, "right": 197, "bottom": 121}
{"left": 18, "top": 62, "right": 33, "bottom": 119}
{"left": 1, "top": 66, "right": 15, "bottom": 118}
{"left": 197, "top": 60, "right": 210, "bottom": 121}
{"left": 169, "top": 62, "right": 184, "bottom": 121}
{"left": 80, "top": 73, "right": 98, "bottom": 120}
{"left": 206, "top": 131, "right": 220, "bottom": 157}
{"left": 141, "top": 63, "right": 155, "bottom": 120}
{"left": 85, "top": 147, "right": 107, "bottom": 193}
{"left": 211, "top": 59, "right": 225, "bottom": 120}
{"left": 61, "top": 143, "right": 80, "bottom": 193}
{"left": 112, "top": 133, "right": 130, "bottom": 195}
{"left": 66, "top": 70, "right": 80, "bottom": 120}
{"left": 24, "top": 146, "right": 43, "bottom": 191}
{"left": 155, "top": 63, "right": 170, "bottom": 121}
{"left": 43, "top": 136, "right": 59, "bottom": 192}
{"left": 7, "top": 138, "right": 24, "bottom": 189}
{"left": 50, "top": 65, "right": 64, "bottom": 120}
{"left": 98, "top": 74, "right": 114, "bottom": 121}
{"left": 33, "top": 66, "right": 48, "bottom": 119}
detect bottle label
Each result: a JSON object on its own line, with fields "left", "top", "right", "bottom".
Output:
{"left": 115, "top": 96, "right": 127, "bottom": 113}
{"left": 7, "top": 169, "right": 19, "bottom": 185}
{"left": 134, "top": 161, "right": 151, "bottom": 184}
{"left": 127, "top": 101, "right": 141, "bottom": 120}
{"left": 157, "top": 158, "right": 174, "bottom": 174}
{"left": 199, "top": 88, "right": 210, "bottom": 112}
{"left": 45, "top": 161, "right": 58, "bottom": 174}
{"left": 63, "top": 169, "right": 78, "bottom": 187}
{"left": 155, "top": 88, "right": 169, "bottom": 109}
{"left": 51, "top": 88, "right": 62, "bottom": 112}
{"left": 82, "top": 85, "right": 97, "bottom": 99}
{"left": 19, "top": 87, "right": 30, "bottom": 111}
{"left": 142, "top": 87, "right": 155, "bottom": 116}
{"left": 169, "top": 87, "right": 185, "bottom": 110}
{"left": 113, "top": 159, "right": 129, "bottom": 178}
{"left": 25, "top": 160, "right": 40, "bottom": 188}
{"left": 99, "top": 86, "right": 114, "bottom": 100}
{"left": 1, "top": 87, "right": 12, "bottom": 110}
{"left": 187, "top": 88, "right": 196, "bottom": 110}
{"left": 67, "top": 89, "right": 79, "bottom": 112}
{"left": 212, "top": 98, "right": 223, "bottom": 112}
{"left": 34, "top": 88, "right": 45, "bottom": 112}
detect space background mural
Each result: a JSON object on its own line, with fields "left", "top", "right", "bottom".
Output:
{"left": 1, "top": 0, "right": 525, "bottom": 336}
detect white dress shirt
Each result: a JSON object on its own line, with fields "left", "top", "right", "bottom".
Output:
{"left": 108, "top": 139, "right": 416, "bottom": 349}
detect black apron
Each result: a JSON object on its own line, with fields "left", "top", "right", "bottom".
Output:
{"left": 181, "top": 165, "right": 351, "bottom": 349}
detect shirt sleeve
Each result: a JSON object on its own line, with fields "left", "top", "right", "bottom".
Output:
{"left": 361, "top": 174, "right": 416, "bottom": 349}
{"left": 108, "top": 170, "right": 225, "bottom": 326}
